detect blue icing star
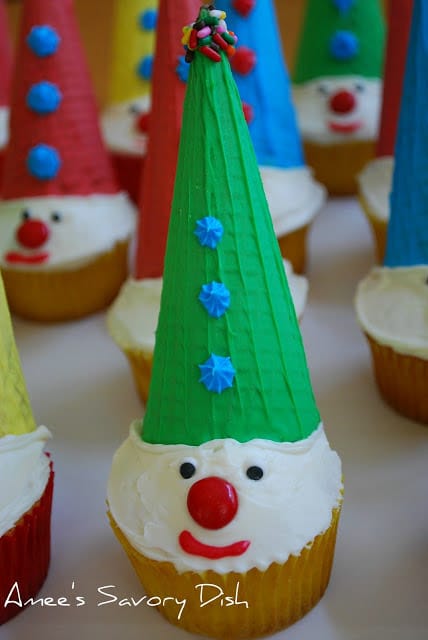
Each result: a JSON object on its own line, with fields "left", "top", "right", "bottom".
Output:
{"left": 199, "top": 282, "right": 231, "bottom": 318}
{"left": 137, "top": 55, "right": 154, "bottom": 80}
{"left": 199, "top": 354, "right": 235, "bottom": 394}
{"left": 332, "top": 0, "right": 355, "bottom": 14}
{"left": 27, "top": 144, "right": 61, "bottom": 180}
{"left": 139, "top": 8, "right": 158, "bottom": 30}
{"left": 176, "top": 55, "right": 190, "bottom": 83}
{"left": 27, "top": 26, "right": 61, "bottom": 57}
{"left": 329, "top": 30, "right": 359, "bottom": 61}
{"left": 26, "top": 81, "right": 62, "bottom": 115}
{"left": 194, "top": 216, "right": 224, "bottom": 249}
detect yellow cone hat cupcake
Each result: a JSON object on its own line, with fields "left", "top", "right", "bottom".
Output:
{"left": 0, "top": 271, "right": 53, "bottom": 623}
{"left": 101, "top": 0, "right": 158, "bottom": 202}
{"left": 108, "top": 5, "right": 343, "bottom": 638}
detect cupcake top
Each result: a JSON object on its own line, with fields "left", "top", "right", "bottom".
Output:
{"left": 293, "top": 0, "right": 385, "bottom": 145}
{"left": 357, "top": 156, "right": 393, "bottom": 222}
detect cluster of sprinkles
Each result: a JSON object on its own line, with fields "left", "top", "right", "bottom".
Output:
{"left": 182, "top": 5, "right": 237, "bottom": 63}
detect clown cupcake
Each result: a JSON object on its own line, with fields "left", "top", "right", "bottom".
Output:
{"left": 0, "top": 271, "right": 53, "bottom": 624}
{"left": 293, "top": 0, "right": 385, "bottom": 196}
{"left": 223, "top": 0, "right": 326, "bottom": 273}
{"left": 357, "top": 0, "right": 413, "bottom": 262}
{"left": 0, "top": 0, "right": 136, "bottom": 322}
{"left": 101, "top": 0, "right": 158, "bottom": 203}
{"left": 356, "top": 0, "right": 428, "bottom": 424}
{"left": 108, "top": 6, "right": 343, "bottom": 639}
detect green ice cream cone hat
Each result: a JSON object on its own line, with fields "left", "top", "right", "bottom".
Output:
{"left": 0, "top": 272, "right": 36, "bottom": 436}
{"left": 141, "top": 4, "right": 320, "bottom": 446}
{"left": 294, "top": 0, "right": 385, "bottom": 84}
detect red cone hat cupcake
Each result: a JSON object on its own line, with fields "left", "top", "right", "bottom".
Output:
{"left": 0, "top": 0, "right": 136, "bottom": 322}
{"left": 358, "top": 0, "right": 413, "bottom": 261}
{"left": 0, "top": 0, "right": 13, "bottom": 190}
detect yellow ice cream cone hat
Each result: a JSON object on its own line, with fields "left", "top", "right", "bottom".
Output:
{"left": 0, "top": 273, "right": 36, "bottom": 436}
{"left": 109, "top": 0, "right": 158, "bottom": 105}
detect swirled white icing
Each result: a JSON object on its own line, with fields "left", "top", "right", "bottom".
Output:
{"left": 101, "top": 97, "right": 150, "bottom": 156}
{"left": 0, "top": 193, "right": 136, "bottom": 271}
{"left": 0, "top": 106, "right": 9, "bottom": 149}
{"left": 358, "top": 156, "right": 393, "bottom": 222}
{"left": 355, "top": 266, "right": 428, "bottom": 359}
{"left": 107, "top": 263, "right": 307, "bottom": 353}
{"left": 260, "top": 166, "right": 326, "bottom": 236}
{"left": 293, "top": 76, "right": 382, "bottom": 145}
{"left": 0, "top": 426, "right": 51, "bottom": 537}
{"left": 107, "top": 421, "right": 342, "bottom": 574}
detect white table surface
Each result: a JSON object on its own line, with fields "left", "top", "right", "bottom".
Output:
{"left": 3, "top": 198, "right": 428, "bottom": 640}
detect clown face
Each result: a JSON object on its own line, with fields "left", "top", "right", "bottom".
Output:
{"left": 0, "top": 194, "right": 136, "bottom": 271}
{"left": 108, "top": 422, "right": 342, "bottom": 574}
{"left": 293, "top": 76, "right": 382, "bottom": 144}
{"left": 101, "top": 97, "right": 151, "bottom": 156}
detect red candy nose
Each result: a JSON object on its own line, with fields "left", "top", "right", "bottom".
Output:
{"left": 187, "top": 476, "right": 238, "bottom": 530}
{"left": 16, "top": 219, "right": 50, "bottom": 249}
{"left": 329, "top": 90, "right": 356, "bottom": 115}
{"left": 136, "top": 111, "right": 151, "bottom": 134}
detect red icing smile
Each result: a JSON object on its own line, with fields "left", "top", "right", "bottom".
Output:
{"left": 179, "top": 530, "right": 250, "bottom": 559}
{"left": 328, "top": 120, "right": 362, "bottom": 134}
{"left": 4, "top": 251, "right": 50, "bottom": 265}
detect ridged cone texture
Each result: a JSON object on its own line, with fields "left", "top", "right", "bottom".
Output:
{"left": 376, "top": 0, "right": 413, "bottom": 157}
{"left": 0, "top": 0, "right": 12, "bottom": 106}
{"left": 135, "top": 0, "right": 200, "bottom": 279}
{"left": 109, "top": 0, "right": 158, "bottom": 105}
{"left": 142, "top": 46, "right": 320, "bottom": 446}
{"left": 385, "top": 0, "right": 428, "bottom": 267}
{"left": 0, "top": 273, "right": 36, "bottom": 437}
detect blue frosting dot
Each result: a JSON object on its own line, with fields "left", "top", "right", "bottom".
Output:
{"left": 27, "top": 26, "right": 61, "bottom": 57}
{"left": 199, "top": 282, "right": 231, "bottom": 318}
{"left": 139, "top": 8, "right": 158, "bottom": 30}
{"left": 176, "top": 55, "right": 190, "bottom": 83}
{"left": 194, "top": 216, "right": 224, "bottom": 249}
{"left": 199, "top": 355, "right": 235, "bottom": 394}
{"left": 26, "top": 81, "right": 62, "bottom": 115}
{"left": 332, "top": 0, "right": 355, "bottom": 13}
{"left": 27, "top": 144, "right": 61, "bottom": 180}
{"left": 137, "top": 55, "right": 154, "bottom": 80}
{"left": 329, "top": 30, "right": 359, "bottom": 61}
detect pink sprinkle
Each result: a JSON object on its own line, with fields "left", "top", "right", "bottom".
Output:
{"left": 217, "top": 25, "right": 226, "bottom": 34}
{"left": 197, "top": 26, "right": 211, "bottom": 38}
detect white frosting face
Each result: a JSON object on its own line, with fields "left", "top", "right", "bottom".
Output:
{"left": 107, "top": 264, "right": 307, "bottom": 353}
{"left": 108, "top": 422, "right": 342, "bottom": 574}
{"left": 0, "top": 426, "right": 51, "bottom": 537}
{"left": 101, "top": 97, "right": 151, "bottom": 156}
{"left": 260, "top": 166, "right": 326, "bottom": 236}
{"left": 0, "top": 106, "right": 9, "bottom": 149}
{"left": 0, "top": 193, "right": 136, "bottom": 271}
{"left": 358, "top": 156, "right": 393, "bottom": 221}
{"left": 293, "top": 76, "right": 382, "bottom": 144}
{"left": 355, "top": 266, "right": 428, "bottom": 359}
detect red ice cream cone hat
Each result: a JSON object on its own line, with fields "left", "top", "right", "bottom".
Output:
{"left": 135, "top": 0, "right": 201, "bottom": 279}
{"left": 1, "top": 0, "right": 119, "bottom": 201}
{"left": 0, "top": 0, "right": 12, "bottom": 108}
{"left": 376, "top": 0, "right": 413, "bottom": 157}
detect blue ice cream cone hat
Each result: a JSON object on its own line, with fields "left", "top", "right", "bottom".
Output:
{"left": 221, "top": 0, "right": 304, "bottom": 169}
{"left": 384, "top": 0, "right": 428, "bottom": 268}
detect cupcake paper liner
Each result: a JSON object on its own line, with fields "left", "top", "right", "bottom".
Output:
{"left": 365, "top": 333, "right": 428, "bottom": 424}
{"left": 277, "top": 223, "right": 310, "bottom": 274}
{"left": 0, "top": 464, "right": 54, "bottom": 625}
{"left": 303, "top": 140, "right": 376, "bottom": 196}
{"left": 358, "top": 194, "right": 387, "bottom": 262}
{"left": 2, "top": 241, "right": 130, "bottom": 322}
{"left": 109, "top": 504, "right": 342, "bottom": 639}
{"left": 124, "top": 347, "right": 153, "bottom": 405}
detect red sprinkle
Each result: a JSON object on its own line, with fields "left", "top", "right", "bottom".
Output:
{"left": 199, "top": 45, "right": 221, "bottom": 62}
{"left": 189, "top": 28, "right": 198, "bottom": 50}
{"left": 212, "top": 32, "right": 229, "bottom": 51}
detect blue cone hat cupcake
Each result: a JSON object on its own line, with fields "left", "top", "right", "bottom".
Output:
{"left": 223, "top": 0, "right": 326, "bottom": 273}
{"left": 355, "top": 0, "right": 428, "bottom": 424}
{"left": 108, "top": 5, "right": 343, "bottom": 639}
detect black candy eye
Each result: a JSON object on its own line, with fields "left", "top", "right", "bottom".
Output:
{"left": 317, "top": 84, "right": 329, "bottom": 96}
{"left": 180, "top": 462, "right": 196, "bottom": 479}
{"left": 129, "top": 104, "right": 141, "bottom": 115}
{"left": 246, "top": 466, "right": 264, "bottom": 481}
{"left": 51, "top": 211, "right": 62, "bottom": 222}
{"left": 355, "top": 82, "right": 365, "bottom": 93}
{"left": 21, "top": 209, "right": 31, "bottom": 221}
